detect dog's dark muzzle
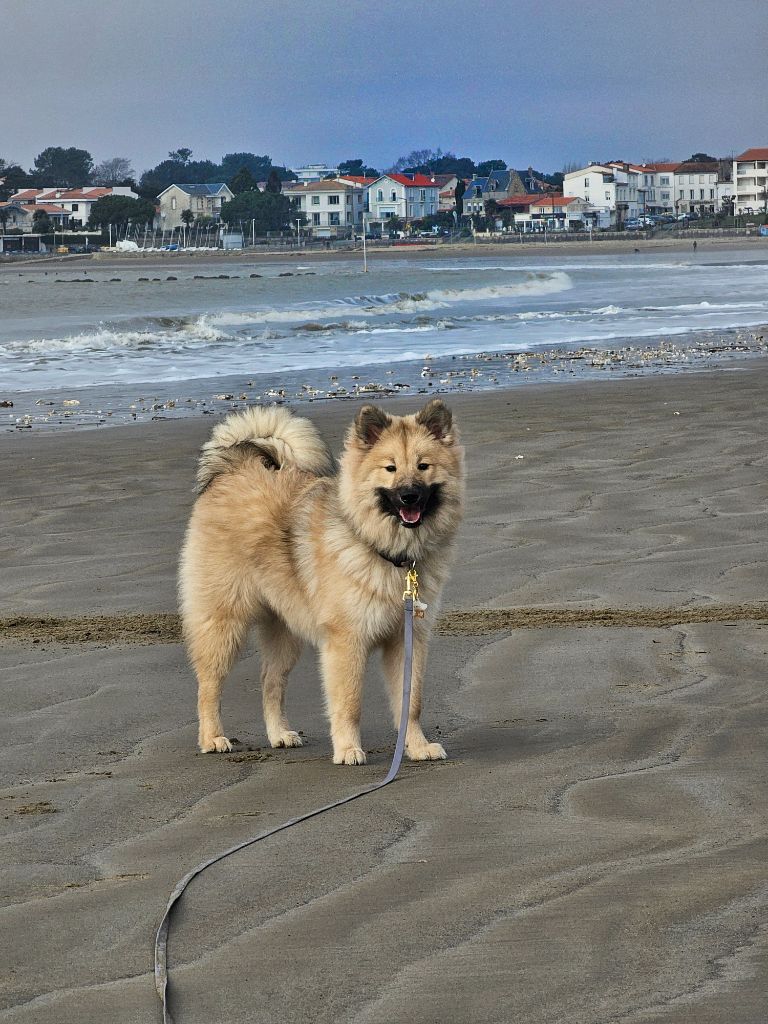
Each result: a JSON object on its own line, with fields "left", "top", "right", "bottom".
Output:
{"left": 377, "top": 483, "right": 441, "bottom": 528}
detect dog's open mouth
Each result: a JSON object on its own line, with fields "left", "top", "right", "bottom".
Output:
{"left": 377, "top": 485, "right": 442, "bottom": 529}
{"left": 399, "top": 507, "right": 422, "bottom": 525}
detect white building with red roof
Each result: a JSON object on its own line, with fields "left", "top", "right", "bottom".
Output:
{"left": 366, "top": 174, "right": 439, "bottom": 226}
{"left": 282, "top": 179, "right": 365, "bottom": 237}
{"left": 8, "top": 185, "right": 137, "bottom": 226}
{"left": 732, "top": 148, "right": 768, "bottom": 215}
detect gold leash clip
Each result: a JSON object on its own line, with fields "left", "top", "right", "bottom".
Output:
{"left": 403, "top": 564, "right": 427, "bottom": 617}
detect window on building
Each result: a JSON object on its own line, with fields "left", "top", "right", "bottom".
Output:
{"left": 699, "top": 175, "right": 705, "bottom": 183}
{"left": 390, "top": 190, "right": 397, "bottom": 201}
{"left": 420, "top": 189, "right": 426, "bottom": 201}
{"left": 377, "top": 190, "right": 383, "bottom": 201}
{"left": 171, "top": 197, "right": 177, "bottom": 210}
{"left": 585, "top": 178, "right": 589, "bottom": 186}
{"left": 328, "top": 195, "right": 340, "bottom": 205}
{"left": 690, "top": 190, "right": 695, "bottom": 199}
{"left": 605, "top": 192, "right": 610, "bottom": 200}
{"left": 699, "top": 189, "right": 705, "bottom": 199}
{"left": 71, "top": 203, "right": 79, "bottom": 211}
{"left": 312, "top": 213, "right": 321, "bottom": 225}
{"left": 329, "top": 212, "right": 340, "bottom": 225}
{"left": 311, "top": 196, "right": 320, "bottom": 205}
{"left": 660, "top": 176, "right": 669, "bottom": 186}
{"left": 709, "top": 189, "right": 714, "bottom": 199}
{"left": 661, "top": 191, "right": 670, "bottom": 200}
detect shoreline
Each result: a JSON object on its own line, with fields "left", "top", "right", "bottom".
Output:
{"left": 2, "top": 232, "right": 767, "bottom": 274}
{"left": 3, "top": 326, "right": 766, "bottom": 433}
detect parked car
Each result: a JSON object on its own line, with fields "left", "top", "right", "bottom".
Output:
{"left": 364, "top": 230, "right": 381, "bottom": 240}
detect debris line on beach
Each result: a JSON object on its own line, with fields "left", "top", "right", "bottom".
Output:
{"left": 1, "top": 604, "right": 766, "bottom": 646}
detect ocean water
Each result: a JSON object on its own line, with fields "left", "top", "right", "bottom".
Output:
{"left": 1, "top": 249, "right": 767, "bottom": 393}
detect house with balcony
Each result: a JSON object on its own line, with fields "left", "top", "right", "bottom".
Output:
{"left": 672, "top": 161, "right": 719, "bottom": 216}
{"left": 366, "top": 174, "right": 439, "bottom": 227}
{"left": 564, "top": 163, "right": 643, "bottom": 227}
{"left": 8, "top": 185, "right": 138, "bottom": 227}
{"left": 732, "top": 148, "right": 768, "bottom": 216}
{"left": 157, "top": 183, "right": 233, "bottom": 230}
{"left": 0, "top": 200, "right": 70, "bottom": 232}
{"left": 283, "top": 179, "right": 365, "bottom": 237}
{"left": 638, "top": 163, "right": 679, "bottom": 215}
{"left": 291, "top": 164, "right": 339, "bottom": 184}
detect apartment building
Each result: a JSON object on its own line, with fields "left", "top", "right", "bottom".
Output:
{"left": 732, "top": 148, "right": 768, "bottom": 215}
{"left": 283, "top": 179, "right": 365, "bottom": 237}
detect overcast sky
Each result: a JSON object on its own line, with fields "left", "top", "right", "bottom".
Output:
{"left": 3, "top": 0, "right": 766, "bottom": 176}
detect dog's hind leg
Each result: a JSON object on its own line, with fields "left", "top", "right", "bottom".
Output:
{"left": 187, "top": 611, "right": 249, "bottom": 753}
{"left": 381, "top": 630, "right": 447, "bottom": 761}
{"left": 254, "top": 611, "right": 303, "bottom": 748}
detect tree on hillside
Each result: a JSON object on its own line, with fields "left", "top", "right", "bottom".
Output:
{"left": 686, "top": 152, "right": 717, "bottom": 163}
{"left": 32, "top": 210, "right": 52, "bottom": 233}
{"left": 477, "top": 159, "right": 507, "bottom": 176}
{"left": 338, "top": 158, "right": 379, "bottom": 177}
{"left": 0, "top": 157, "right": 33, "bottom": 200}
{"left": 32, "top": 147, "right": 93, "bottom": 187}
{"left": 138, "top": 157, "right": 221, "bottom": 199}
{"left": 454, "top": 178, "right": 466, "bottom": 219}
{"left": 168, "top": 148, "right": 193, "bottom": 165}
{"left": 87, "top": 195, "right": 156, "bottom": 228}
{"left": 265, "top": 169, "right": 282, "bottom": 194}
{"left": 220, "top": 190, "right": 295, "bottom": 234}
{"left": 390, "top": 148, "right": 476, "bottom": 178}
{"left": 228, "top": 166, "right": 259, "bottom": 194}
{"left": 92, "top": 157, "right": 135, "bottom": 185}
{"left": 220, "top": 152, "right": 296, "bottom": 182}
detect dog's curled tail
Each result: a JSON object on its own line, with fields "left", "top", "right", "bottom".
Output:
{"left": 196, "top": 406, "right": 333, "bottom": 493}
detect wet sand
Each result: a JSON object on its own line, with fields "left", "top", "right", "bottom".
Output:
{"left": 1, "top": 366, "right": 767, "bottom": 1022}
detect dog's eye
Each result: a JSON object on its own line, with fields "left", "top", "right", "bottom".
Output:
{"left": 385, "top": 465, "right": 396, "bottom": 473}
{"left": 417, "top": 462, "right": 430, "bottom": 471}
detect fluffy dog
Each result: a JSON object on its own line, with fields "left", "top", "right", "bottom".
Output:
{"left": 179, "top": 399, "right": 464, "bottom": 764}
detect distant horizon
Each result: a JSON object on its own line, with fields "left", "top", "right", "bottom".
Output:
{"left": 2, "top": 0, "right": 766, "bottom": 178}
{"left": 4, "top": 144, "right": 751, "bottom": 185}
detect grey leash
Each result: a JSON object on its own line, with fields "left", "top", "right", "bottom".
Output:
{"left": 155, "top": 592, "right": 417, "bottom": 1023}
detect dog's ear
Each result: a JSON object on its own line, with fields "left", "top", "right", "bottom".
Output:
{"left": 354, "top": 405, "right": 392, "bottom": 447}
{"left": 416, "top": 399, "right": 454, "bottom": 443}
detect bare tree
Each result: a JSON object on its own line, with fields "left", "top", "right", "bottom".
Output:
{"left": 92, "top": 157, "right": 135, "bottom": 185}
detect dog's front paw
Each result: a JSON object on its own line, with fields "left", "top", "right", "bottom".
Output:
{"left": 270, "top": 730, "right": 303, "bottom": 749}
{"left": 199, "top": 735, "right": 233, "bottom": 753}
{"left": 333, "top": 746, "right": 367, "bottom": 766}
{"left": 407, "top": 741, "right": 447, "bottom": 761}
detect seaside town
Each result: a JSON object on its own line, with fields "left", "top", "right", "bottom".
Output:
{"left": 1, "top": 145, "right": 767, "bottom": 253}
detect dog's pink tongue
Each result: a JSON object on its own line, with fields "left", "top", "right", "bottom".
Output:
{"left": 399, "top": 508, "right": 421, "bottom": 524}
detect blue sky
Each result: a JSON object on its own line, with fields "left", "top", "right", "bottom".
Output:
{"left": 3, "top": 0, "right": 766, "bottom": 176}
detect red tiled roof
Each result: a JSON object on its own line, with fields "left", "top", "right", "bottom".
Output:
{"left": 338, "top": 175, "right": 376, "bottom": 185}
{"left": 382, "top": 174, "right": 439, "bottom": 188}
{"left": 9, "top": 189, "right": 41, "bottom": 201}
{"left": 531, "top": 195, "right": 580, "bottom": 206}
{"left": 283, "top": 179, "right": 357, "bottom": 192}
{"left": 734, "top": 148, "right": 768, "bottom": 162}
{"left": 37, "top": 188, "right": 110, "bottom": 201}
{"left": 22, "top": 203, "right": 68, "bottom": 214}
{"left": 642, "top": 162, "right": 681, "bottom": 172}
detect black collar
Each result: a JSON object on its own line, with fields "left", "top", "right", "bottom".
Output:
{"left": 377, "top": 550, "right": 413, "bottom": 568}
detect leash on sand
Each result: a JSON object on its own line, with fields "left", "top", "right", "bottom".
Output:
{"left": 154, "top": 565, "right": 425, "bottom": 1023}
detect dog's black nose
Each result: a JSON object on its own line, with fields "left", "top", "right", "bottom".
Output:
{"left": 399, "top": 489, "right": 420, "bottom": 506}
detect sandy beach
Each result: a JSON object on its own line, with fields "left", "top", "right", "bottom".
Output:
{"left": 1, "top": 363, "right": 767, "bottom": 1023}
{"left": 2, "top": 232, "right": 767, "bottom": 275}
